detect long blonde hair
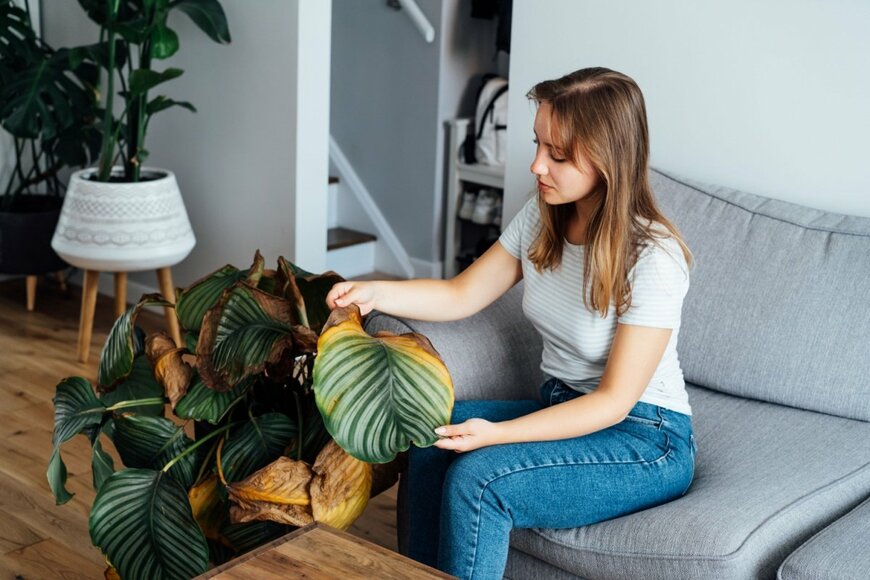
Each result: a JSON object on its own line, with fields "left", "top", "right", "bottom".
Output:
{"left": 527, "top": 67, "right": 692, "bottom": 317}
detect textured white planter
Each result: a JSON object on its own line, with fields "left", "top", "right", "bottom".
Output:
{"left": 51, "top": 167, "right": 196, "bottom": 272}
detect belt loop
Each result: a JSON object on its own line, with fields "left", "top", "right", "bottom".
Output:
{"left": 656, "top": 406, "right": 665, "bottom": 430}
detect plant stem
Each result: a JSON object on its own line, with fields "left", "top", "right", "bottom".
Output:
{"left": 163, "top": 421, "right": 241, "bottom": 474}
{"left": 97, "top": 1, "right": 119, "bottom": 181}
{"left": 105, "top": 397, "right": 166, "bottom": 412}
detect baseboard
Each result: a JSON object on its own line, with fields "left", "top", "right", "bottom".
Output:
{"left": 329, "top": 137, "right": 415, "bottom": 279}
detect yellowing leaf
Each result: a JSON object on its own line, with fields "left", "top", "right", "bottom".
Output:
{"left": 146, "top": 333, "right": 193, "bottom": 408}
{"left": 229, "top": 498, "right": 313, "bottom": 527}
{"left": 310, "top": 440, "right": 372, "bottom": 530}
{"left": 188, "top": 474, "right": 224, "bottom": 540}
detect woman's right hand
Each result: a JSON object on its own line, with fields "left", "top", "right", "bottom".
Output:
{"left": 326, "top": 281, "right": 378, "bottom": 316}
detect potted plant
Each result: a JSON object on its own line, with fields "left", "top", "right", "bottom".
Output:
{"left": 0, "top": 0, "right": 100, "bottom": 300}
{"left": 48, "top": 251, "right": 455, "bottom": 579}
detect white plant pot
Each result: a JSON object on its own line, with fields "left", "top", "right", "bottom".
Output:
{"left": 51, "top": 167, "right": 196, "bottom": 272}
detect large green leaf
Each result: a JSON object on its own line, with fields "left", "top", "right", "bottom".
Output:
{"left": 113, "top": 415, "right": 199, "bottom": 488}
{"left": 47, "top": 377, "right": 106, "bottom": 504}
{"left": 128, "top": 67, "right": 183, "bottom": 98}
{"left": 175, "top": 265, "right": 245, "bottom": 332}
{"left": 220, "top": 413, "right": 296, "bottom": 483}
{"left": 100, "top": 355, "right": 165, "bottom": 417}
{"left": 90, "top": 468, "right": 208, "bottom": 580}
{"left": 196, "top": 283, "right": 318, "bottom": 392}
{"left": 174, "top": 374, "right": 247, "bottom": 424}
{"left": 313, "top": 306, "right": 454, "bottom": 464}
{"left": 172, "top": 0, "right": 232, "bottom": 43}
{"left": 98, "top": 294, "right": 170, "bottom": 391}
{"left": 146, "top": 95, "right": 196, "bottom": 116}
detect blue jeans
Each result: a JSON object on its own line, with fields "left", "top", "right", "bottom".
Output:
{"left": 403, "top": 377, "right": 696, "bottom": 579}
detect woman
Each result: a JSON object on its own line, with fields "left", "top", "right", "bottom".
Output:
{"left": 326, "top": 67, "right": 696, "bottom": 580}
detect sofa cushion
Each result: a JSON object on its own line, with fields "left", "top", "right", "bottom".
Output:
{"left": 777, "top": 495, "right": 870, "bottom": 580}
{"left": 651, "top": 168, "right": 870, "bottom": 421}
{"left": 508, "top": 383, "right": 870, "bottom": 579}
{"left": 364, "top": 282, "right": 545, "bottom": 402}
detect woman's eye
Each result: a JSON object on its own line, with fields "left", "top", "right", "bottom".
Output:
{"left": 551, "top": 154, "right": 566, "bottom": 163}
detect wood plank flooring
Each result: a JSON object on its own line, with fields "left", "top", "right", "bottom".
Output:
{"left": 0, "top": 274, "right": 398, "bottom": 579}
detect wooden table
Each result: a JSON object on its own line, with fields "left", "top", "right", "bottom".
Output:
{"left": 198, "top": 522, "right": 455, "bottom": 579}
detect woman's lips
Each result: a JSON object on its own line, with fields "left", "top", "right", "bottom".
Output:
{"left": 538, "top": 181, "right": 553, "bottom": 192}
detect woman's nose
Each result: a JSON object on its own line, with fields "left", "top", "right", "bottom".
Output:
{"left": 530, "top": 153, "right": 547, "bottom": 177}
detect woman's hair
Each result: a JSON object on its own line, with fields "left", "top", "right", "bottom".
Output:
{"left": 527, "top": 67, "right": 692, "bottom": 317}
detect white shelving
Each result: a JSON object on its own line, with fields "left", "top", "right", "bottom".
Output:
{"left": 443, "top": 118, "right": 505, "bottom": 279}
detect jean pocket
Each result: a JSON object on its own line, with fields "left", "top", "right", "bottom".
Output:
{"left": 622, "top": 414, "right": 661, "bottom": 428}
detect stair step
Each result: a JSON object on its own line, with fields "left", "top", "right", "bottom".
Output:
{"left": 327, "top": 227, "right": 376, "bottom": 251}
{"left": 329, "top": 176, "right": 339, "bottom": 184}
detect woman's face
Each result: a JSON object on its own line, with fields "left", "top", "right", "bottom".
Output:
{"left": 530, "top": 102, "right": 600, "bottom": 209}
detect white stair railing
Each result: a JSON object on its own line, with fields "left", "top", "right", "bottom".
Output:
{"left": 387, "top": 0, "right": 435, "bottom": 43}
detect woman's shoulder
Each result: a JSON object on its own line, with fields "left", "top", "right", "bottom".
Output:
{"left": 634, "top": 222, "right": 690, "bottom": 278}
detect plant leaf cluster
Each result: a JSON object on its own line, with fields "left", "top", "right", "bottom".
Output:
{"left": 48, "top": 251, "right": 455, "bottom": 579}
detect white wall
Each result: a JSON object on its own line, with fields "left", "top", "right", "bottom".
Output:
{"left": 504, "top": 0, "right": 870, "bottom": 224}
{"left": 41, "top": 0, "right": 330, "bottom": 296}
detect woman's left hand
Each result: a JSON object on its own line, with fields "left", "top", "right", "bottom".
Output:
{"left": 432, "top": 418, "right": 505, "bottom": 453}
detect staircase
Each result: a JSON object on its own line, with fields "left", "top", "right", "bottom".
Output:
{"left": 326, "top": 176, "right": 379, "bottom": 279}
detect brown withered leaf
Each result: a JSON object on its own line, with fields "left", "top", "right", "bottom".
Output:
{"left": 229, "top": 498, "right": 313, "bottom": 527}
{"left": 104, "top": 565, "right": 120, "bottom": 580}
{"left": 188, "top": 474, "right": 225, "bottom": 540}
{"left": 226, "top": 456, "right": 314, "bottom": 506}
{"left": 310, "top": 440, "right": 372, "bottom": 530}
{"left": 146, "top": 332, "right": 193, "bottom": 408}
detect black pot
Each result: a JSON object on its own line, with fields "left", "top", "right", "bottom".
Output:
{"left": 0, "top": 195, "right": 68, "bottom": 275}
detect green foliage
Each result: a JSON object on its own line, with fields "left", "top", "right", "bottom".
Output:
{"left": 48, "top": 252, "right": 453, "bottom": 577}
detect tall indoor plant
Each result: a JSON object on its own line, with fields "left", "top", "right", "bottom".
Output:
{"left": 48, "top": 252, "right": 455, "bottom": 579}
{"left": 0, "top": 0, "right": 99, "bottom": 287}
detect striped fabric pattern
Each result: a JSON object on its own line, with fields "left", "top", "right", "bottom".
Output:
{"left": 498, "top": 197, "right": 692, "bottom": 415}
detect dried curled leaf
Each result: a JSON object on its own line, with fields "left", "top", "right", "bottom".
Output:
{"left": 226, "top": 456, "right": 313, "bottom": 506}
{"left": 229, "top": 498, "right": 314, "bottom": 527}
{"left": 310, "top": 440, "right": 372, "bottom": 530}
{"left": 146, "top": 332, "right": 193, "bottom": 408}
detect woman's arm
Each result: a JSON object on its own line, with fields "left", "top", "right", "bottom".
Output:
{"left": 326, "top": 241, "right": 522, "bottom": 322}
{"left": 433, "top": 323, "right": 672, "bottom": 450}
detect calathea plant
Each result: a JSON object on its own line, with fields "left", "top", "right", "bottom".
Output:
{"left": 48, "top": 251, "right": 455, "bottom": 579}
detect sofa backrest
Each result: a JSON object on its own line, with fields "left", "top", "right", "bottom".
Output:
{"left": 651, "top": 168, "right": 870, "bottom": 422}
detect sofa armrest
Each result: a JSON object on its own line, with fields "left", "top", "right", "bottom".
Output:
{"left": 363, "top": 281, "right": 544, "bottom": 402}
{"left": 777, "top": 494, "right": 870, "bottom": 580}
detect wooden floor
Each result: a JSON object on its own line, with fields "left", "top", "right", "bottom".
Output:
{"left": 0, "top": 274, "right": 398, "bottom": 579}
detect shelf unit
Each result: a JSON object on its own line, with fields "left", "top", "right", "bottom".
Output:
{"left": 444, "top": 118, "right": 505, "bottom": 279}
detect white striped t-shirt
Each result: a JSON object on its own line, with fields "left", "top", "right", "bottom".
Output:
{"left": 499, "top": 197, "right": 692, "bottom": 415}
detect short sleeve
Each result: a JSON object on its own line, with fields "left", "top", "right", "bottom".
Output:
{"left": 619, "top": 238, "right": 690, "bottom": 328}
{"left": 498, "top": 197, "right": 536, "bottom": 259}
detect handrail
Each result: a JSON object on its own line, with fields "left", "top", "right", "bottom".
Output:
{"left": 390, "top": 0, "right": 435, "bottom": 43}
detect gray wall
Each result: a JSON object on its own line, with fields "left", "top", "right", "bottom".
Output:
{"left": 331, "top": 0, "right": 500, "bottom": 264}
{"left": 42, "top": 0, "right": 327, "bottom": 294}
{"left": 504, "top": 0, "right": 870, "bottom": 225}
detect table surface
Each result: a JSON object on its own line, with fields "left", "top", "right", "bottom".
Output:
{"left": 197, "top": 522, "right": 455, "bottom": 579}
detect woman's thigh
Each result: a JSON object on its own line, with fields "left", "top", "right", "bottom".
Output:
{"left": 450, "top": 398, "right": 543, "bottom": 424}
{"left": 443, "top": 420, "right": 692, "bottom": 529}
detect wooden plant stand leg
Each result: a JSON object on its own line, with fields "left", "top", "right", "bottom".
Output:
{"left": 156, "top": 267, "right": 182, "bottom": 347}
{"left": 26, "top": 275, "right": 37, "bottom": 312}
{"left": 78, "top": 269, "right": 101, "bottom": 363}
{"left": 114, "top": 272, "right": 128, "bottom": 319}
{"left": 55, "top": 270, "right": 68, "bottom": 293}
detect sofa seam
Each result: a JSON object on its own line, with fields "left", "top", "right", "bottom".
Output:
{"left": 526, "top": 457, "right": 870, "bottom": 562}
{"left": 651, "top": 168, "right": 870, "bottom": 238}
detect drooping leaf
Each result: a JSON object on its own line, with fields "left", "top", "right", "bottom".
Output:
{"left": 146, "top": 333, "right": 193, "bottom": 408}
{"left": 309, "top": 440, "right": 372, "bottom": 530}
{"left": 98, "top": 294, "right": 171, "bottom": 392}
{"left": 47, "top": 447, "right": 73, "bottom": 505}
{"left": 99, "top": 355, "right": 165, "bottom": 417}
{"left": 89, "top": 469, "right": 208, "bottom": 580}
{"left": 196, "top": 283, "right": 318, "bottom": 392}
{"left": 228, "top": 496, "right": 313, "bottom": 528}
{"left": 175, "top": 265, "right": 245, "bottom": 332}
{"left": 112, "top": 415, "right": 199, "bottom": 488}
{"left": 245, "top": 250, "right": 265, "bottom": 287}
{"left": 294, "top": 270, "right": 345, "bottom": 335}
{"left": 145, "top": 95, "right": 196, "bottom": 116}
{"left": 174, "top": 374, "right": 248, "bottom": 424}
{"left": 226, "top": 456, "right": 313, "bottom": 507}
{"left": 91, "top": 436, "right": 115, "bottom": 493}
{"left": 220, "top": 413, "right": 297, "bottom": 483}
{"left": 313, "top": 305, "right": 454, "bottom": 463}
{"left": 173, "top": 0, "right": 232, "bottom": 43}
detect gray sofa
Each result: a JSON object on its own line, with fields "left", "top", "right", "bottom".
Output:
{"left": 365, "top": 168, "right": 870, "bottom": 579}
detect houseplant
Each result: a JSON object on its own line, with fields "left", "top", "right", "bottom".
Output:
{"left": 0, "top": 0, "right": 100, "bottom": 284}
{"left": 50, "top": 0, "right": 232, "bottom": 274}
{"left": 48, "top": 251, "right": 455, "bottom": 579}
